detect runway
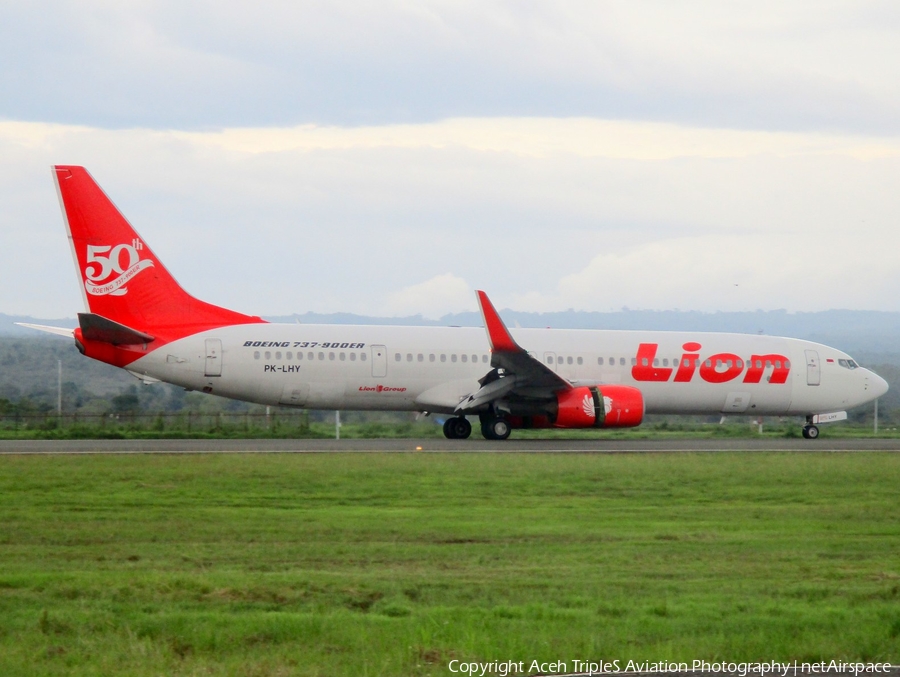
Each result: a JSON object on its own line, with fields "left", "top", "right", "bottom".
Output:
{"left": 2, "top": 437, "right": 900, "bottom": 454}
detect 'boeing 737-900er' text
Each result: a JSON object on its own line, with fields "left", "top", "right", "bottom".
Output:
{"left": 20, "top": 166, "right": 888, "bottom": 440}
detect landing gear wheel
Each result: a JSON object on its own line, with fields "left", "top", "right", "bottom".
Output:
{"left": 443, "top": 417, "right": 472, "bottom": 439}
{"left": 802, "top": 425, "right": 820, "bottom": 440}
{"left": 481, "top": 417, "right": 511, "bottom": 441}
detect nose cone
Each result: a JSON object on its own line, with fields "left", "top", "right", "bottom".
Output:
{"left": 869, "top": 371, "right": 889, "bottom": 400}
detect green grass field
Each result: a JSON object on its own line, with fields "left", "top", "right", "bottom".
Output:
{"left": 0, "top": 452, "right": 898, "bottom": 676}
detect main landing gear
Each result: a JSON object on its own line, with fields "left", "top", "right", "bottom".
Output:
{"left": 442, "top": 415, "right": 512, "bottom": 440}
{"left": 442, "top": 416, "right": 472, "bottom": 439}
{"left": 480, "top": 415, "right": 511, "bottom": 441}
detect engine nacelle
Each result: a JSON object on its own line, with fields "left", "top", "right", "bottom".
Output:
{"left": 554, "top": 385, "right": 644, "bottom": 429}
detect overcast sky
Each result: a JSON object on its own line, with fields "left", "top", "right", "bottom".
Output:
{"left": 2, "top": 1, "right": 899, "bottom": 319}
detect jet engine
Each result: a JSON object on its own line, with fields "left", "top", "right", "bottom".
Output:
{"left": 554, "top": 385, "right": 644, "bottom": 428}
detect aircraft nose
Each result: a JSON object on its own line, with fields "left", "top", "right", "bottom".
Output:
{"left": 868, "top": 371, "right": 889, "bottom": 400}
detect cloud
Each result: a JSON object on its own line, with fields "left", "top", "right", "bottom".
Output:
{"left": 1, "top": 117, "right": 898, "bottom": 318}
{"left": 511, "top": 233, "right": 900, "bottom": 313}
{"left": 1, "top": 2, "right": 898, "bottom": 132}
{"left": 381, "top": 274, "right": 474, "bottom": 319}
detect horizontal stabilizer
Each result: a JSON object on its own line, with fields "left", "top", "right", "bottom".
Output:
{"left": 14, "top": 322, "right": 75, "bottom": 338}
{"left": 78, "top": 313, "right": 154, "bottom": 345}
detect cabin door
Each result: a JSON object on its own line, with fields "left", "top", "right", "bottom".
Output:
{"left": 805, "top": 350, "right": 820, "bottom": 386}
{"left": 371, "top": 345, "right": 387, "bottom": 378}
{"left": 204, "top": 339, "right": 222, "bottom": 377}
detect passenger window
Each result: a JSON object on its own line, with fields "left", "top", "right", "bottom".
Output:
{"left": 483, "top": 355, "right": 488, "bottom": 363}
{"left": 461, "top": 354, "right": 468, "bottom": 363}
{"left": 340, "top": 353, "right": 346, "bottom": 361}
{"left": 429, "top": 354, "right": 436, "bottom": 362}
{"left": 642, "top": 358, "right": 649, "bottom": 367}
{"left": 329, "top": 352, "right": 335, "bottom": 361}
{"left": 567, "top": 356, "right": 573, "bottom": 365}
{"left": 275, "top": 351, "right": 282, "bottom": 360}
{"left": 350, "top": 353, "right": 356, "bottom": 361}
{"left": 472, "top": 355, "right": 478, "bottom": 363}
{"left": 775, "top": 360, "right": 781, "bottom": 369}
{"left": 785, "top": 360, "right": 791, "bottom": 369}
{"left": 395, "top": 353, "right": 401, "bottom": 362}
{"left": 653, "top": 358, "right": 659, "bottom": 367}
{"left": 441, "top": 354, "right": 446, "bottom": 363}
{"left": 547, "top": 356, "right": 553, "bottom": 364}
{"left": 451, "top": 354, "right": 457, "bottom": 363}
{"left": 577, "top": 356, "right": 583, "bottom": 365}
{"left": 662, "top": 358, "right": 668, "bottom": 367}
{"left": 360, "top": 353, "right": 367, "bottom": 361}
{"left": 265, "top": 351, "right": 271, "bottom": 360}
{"left": 755, "top": 360, "right": 762, "bottom": 369}
{"left": 407, "top": 353, "right": 413, "bottom": 362}
{"left": 622, "top": 358, "right": 627, "bottom": 366}
{"left": 286, "top": 351, "right": 293, "bottom": 360}
{"left": 254, "top": 351, "right": 260, "bottom": 359}
{"left": 598, "top": 357, "right": 604, "bottom": 365}
{"left": 318, "top": 352, "right": 324, "bottom": 360}
{"left": 418, "top": 354, "right": 424, "bottom": 362}
{"left": 705, "top": 360, "right": 712, "bottom": 368}
{"left": 308, "top": 352, "right": 314, "bottom": 360}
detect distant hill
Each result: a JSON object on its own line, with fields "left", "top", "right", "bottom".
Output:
{"left": 6, "top": 308, "right": 899, "bottom": 355}
{"left": 239, "top": 308, "right": 900, "bottom": 355}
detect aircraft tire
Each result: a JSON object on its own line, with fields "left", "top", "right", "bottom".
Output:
{"left": 803, "top": 424, "right": 819, "bottom": 440}
{"left": 443, "top": 419, "right": 457, "bottom": 439}
{"left": 481, "top": 417, "right": 511, "bottom": 441}
{"left": 450, "top": 417, "right": 472, "bottom": 439}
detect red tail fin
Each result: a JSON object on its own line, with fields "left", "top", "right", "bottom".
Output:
{"left": 54, "top": 166, "right": 264, "bottom": 341}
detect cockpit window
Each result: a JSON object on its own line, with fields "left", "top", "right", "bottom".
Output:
{"left": 838, "top": 359, "right": 859, "bottom": 370}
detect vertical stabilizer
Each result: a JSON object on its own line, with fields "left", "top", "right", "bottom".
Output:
{"left": 53, "top": 166, "right": 264, "bottom": 341}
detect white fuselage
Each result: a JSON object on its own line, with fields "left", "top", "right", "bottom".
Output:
{"left": 123, "top": 324, "right": 887, "bottom": 417}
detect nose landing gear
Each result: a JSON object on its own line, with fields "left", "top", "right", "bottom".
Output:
{"left": 802, "top": 417, "right": 820, "bottom": 440}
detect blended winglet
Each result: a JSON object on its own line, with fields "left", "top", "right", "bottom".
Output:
{"left": 476, "top": 290, "right": 521, "bottom": 353}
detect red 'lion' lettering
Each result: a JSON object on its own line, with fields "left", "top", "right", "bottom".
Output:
{"left": 699, "top": 353, "right": 743, "bottom": 384}
{"left": 631, "top": 344, "right": 673, "bottom": 382}
{"left": 632, "top": 343, "right": 790, "bottom": 385}
{"left": 743, "top": 355, "right": 790, "bottom": 384}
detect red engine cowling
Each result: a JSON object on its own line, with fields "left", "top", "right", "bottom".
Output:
{"left": 554, "top": 385, "right": 644, "bottom": 429}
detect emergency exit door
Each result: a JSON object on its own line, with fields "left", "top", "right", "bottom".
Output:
{"left": 205, "top": 339, "right": 223, "bottom": 377}
{"left": 805, "top": 349, "right": 820, "bottom": 386}
{"left": 371, "top": 345, "right": 387, "bottom": 378}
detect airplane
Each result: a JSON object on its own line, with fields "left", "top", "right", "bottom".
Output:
{"left": 20, "top": 166, "right": 888, "bottom": 440}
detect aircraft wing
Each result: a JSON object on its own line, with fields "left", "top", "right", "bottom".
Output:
{"left": 455, "top": 291, "right": 572, "bottom": 414}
